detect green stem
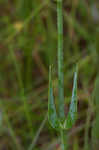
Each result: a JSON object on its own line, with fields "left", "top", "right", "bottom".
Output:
{"left": 57, "top": 0, "right": 65, "bottom": 121}
{"left": 60, "top": 129, "right": 69, "bottom": 150}
{"left": 60, "top": 130, "right": 65, "bottom": 150}
{"left": 57, "top": 0, "right": 65, "bottom": 149}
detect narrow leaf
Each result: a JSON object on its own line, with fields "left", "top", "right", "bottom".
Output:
{"left": 48, "top": 66, "right": 59, "bottom": 129}
{"left": 63, "top": 65, "right": 78, "bottom": 129}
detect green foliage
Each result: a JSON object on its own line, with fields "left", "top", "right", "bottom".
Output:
{"left": 48, "top": 0, "right": 78, "bottom": 149}
{"left": 91, "top": 74, "right": 99, "bottom": 150}
{"left": 62, "top": 66, "right": 78, "bottom": 129}
{"left": 17, "top": 0, "right": 33, "bottom": 20}
{"left": 48, "top": 66, "right": 59, "bottom": 130}
{"left": 0, "top": 0, "right": 99, "bottom": 149}
{"left": 48, "top": 66, "right": 78, "bottom": 130}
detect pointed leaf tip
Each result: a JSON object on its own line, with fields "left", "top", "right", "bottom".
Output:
{"left": 48, "top": 66, "right": 59, "bottom": 130}
{"left": 64, "top": 65, "right": 78, "bottom": 129}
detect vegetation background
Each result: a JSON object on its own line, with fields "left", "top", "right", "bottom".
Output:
{"left": 0, "top": 0, "right": 99, "bottom": 150}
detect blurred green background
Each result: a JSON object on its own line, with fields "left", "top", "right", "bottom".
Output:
{"left": 0, "top": 0, "right": 99, "bottom": 150}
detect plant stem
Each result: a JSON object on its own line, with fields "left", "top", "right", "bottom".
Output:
{"left": 57, "top": 0, "right": 65, "bottom": 149}
{"left": 60, "top": 130, "right": 65, "bottom": 150}
{"left": 57, "top": 0, "right": 65, "bottom": 121}
{"left": 60, "top": 129, "right": 69, "bottom": 150}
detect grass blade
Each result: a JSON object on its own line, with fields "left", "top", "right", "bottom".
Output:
{"left": 48, "top": 66, "right": 59, "bottom": 129}
{"left": 28, "top": 114, "right": 47, "bottom": 150}
{"left": 63, "top": 65, "right": 78, "bottom": 129}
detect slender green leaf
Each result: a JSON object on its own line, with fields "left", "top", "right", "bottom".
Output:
{"left": 48, "top": 66, "right": 59, "bottom": 129}
{"left": 61, "top": 65, "right": 78, "bottom": 129}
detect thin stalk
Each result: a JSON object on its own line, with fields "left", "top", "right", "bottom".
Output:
{"left": 48, "top": 1, "right": 78, "bottom": 150}
{"left": 28, "top": 114, "right": 47, "bottom": 150}
{"left": 57, "top": 0, "right": 65, "bottom": 121}
{"left": 57, "top": 0, "right": 66, "bottom": 149}
{"left": 60, "top": 130, "right": 68, "bottom": 150}
{"left": 60, "top": 130, "right": 65, "bottom": 150}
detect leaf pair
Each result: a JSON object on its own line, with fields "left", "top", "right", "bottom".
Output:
{"left": 48, "top": 66, "right": 78, "bottom": 130}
